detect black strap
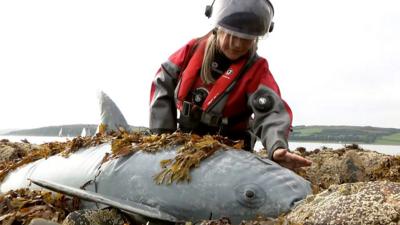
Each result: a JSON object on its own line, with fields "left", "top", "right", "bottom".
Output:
{"left": 205, "top": 53, "right": 258, "bottom": 112}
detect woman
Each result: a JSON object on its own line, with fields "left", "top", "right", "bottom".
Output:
{"left": 149, "top": 0, "right": 311, "bottom": 169}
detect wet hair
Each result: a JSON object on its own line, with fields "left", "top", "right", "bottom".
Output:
{"left": 200, "top": 29, "right": 258, "bottom": 85}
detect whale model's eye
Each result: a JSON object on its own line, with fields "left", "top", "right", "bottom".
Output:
{"left": 234, "top": 184, "right": 266, "bottom": 208}
{"left": 245, "top": 190, "right": 255, "bottom": 198}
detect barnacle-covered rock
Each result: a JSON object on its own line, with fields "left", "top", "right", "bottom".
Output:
{"left": 293, "top": 148, "right": 400, "bottom": 193}
{"left": 286, "top": 181, "right": 400, "bottom": 225}
{"left": 62, "top": 208, "right": 129, "bottom": 225}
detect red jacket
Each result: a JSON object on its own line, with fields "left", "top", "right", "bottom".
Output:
{"left": 150, "top": 37, "right": 292, "bottom": 157}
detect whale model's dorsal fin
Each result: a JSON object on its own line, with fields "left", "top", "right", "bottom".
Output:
{"left": 97, "top": 91, "right": 131, "bottom": 134}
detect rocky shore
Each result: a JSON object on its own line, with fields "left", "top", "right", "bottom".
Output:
{"left": 1, "top": 138, "right": 399, "bottom": 225}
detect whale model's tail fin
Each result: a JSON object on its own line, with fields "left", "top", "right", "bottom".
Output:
{"left": 96, "top": 91, "right": 131, "bottom": 134}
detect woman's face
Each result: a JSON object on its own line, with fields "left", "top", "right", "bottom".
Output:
{"left": 217, "top": 30, "right": 255, "bottom": 60}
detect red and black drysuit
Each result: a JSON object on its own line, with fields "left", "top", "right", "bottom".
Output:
{"left": 150, "top": 36, "right": 292, "bottom": 159}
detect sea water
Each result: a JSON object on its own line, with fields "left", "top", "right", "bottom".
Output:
{"left": 0, "top": 135, "right": 69, "bottom": 144}
{"left": 1, "top": 135, "right": 399, "bottom": 156}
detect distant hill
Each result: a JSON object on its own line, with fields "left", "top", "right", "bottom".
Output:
{"left": 0, "top": 129, "right": 17, "bottom": 135}
{"left": 290, "top": 125, "right": 400, "bottom": 145}
{"left": 5, "top": 124, "right": 148, "bottom": 137}
{"left": 5, "top": 125, "right": 400, "bottom": 145}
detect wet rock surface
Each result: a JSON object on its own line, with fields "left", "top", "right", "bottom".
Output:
{"left": 1, "top": 140, "right": 400, "bottom": 225}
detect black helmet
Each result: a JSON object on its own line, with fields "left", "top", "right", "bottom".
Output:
{"left": 213, "top": 0, "right": 274, "bottom": 39}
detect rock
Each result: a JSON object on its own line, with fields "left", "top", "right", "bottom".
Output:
{"left": 62, "top": 208, "right": 130, "bottom": 225}
{"left": 29, "top": 218, "right": 61, "bottom": 225}
{"left": 286, "top": 181, "right": 400, "bottom": 225}
{"left": 293, "top": 148, "right": 400, "bottom": 193}
{"left": 0, "top": 139, "right": 39, "bottom": 163}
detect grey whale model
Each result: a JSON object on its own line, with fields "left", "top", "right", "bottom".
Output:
{"left": 0, "top": 92, "right": 312, "bottom": 224}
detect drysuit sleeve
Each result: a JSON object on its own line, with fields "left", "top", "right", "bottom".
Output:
{"left": 247, "top": 64, "right": 293, "bottom": 160}
{"left": 149, "top": 39, "right": 198, "bottom": 134}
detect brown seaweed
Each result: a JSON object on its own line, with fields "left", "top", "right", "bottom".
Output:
{"left": 0, "top": 188, "right": 79, "bottom": 225}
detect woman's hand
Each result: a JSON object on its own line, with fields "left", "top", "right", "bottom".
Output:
{"left": 272, "top": 148, "right": 312, "bottom": 170}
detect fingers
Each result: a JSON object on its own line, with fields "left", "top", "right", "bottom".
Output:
{"left": 272, "top": 148, "right": 287, "bottom": 161}
{"left": 272, "top": 148, "right": 312, "bottom": 169}
{"left": 290, "top": 152, "right": 312, "bottom": 166}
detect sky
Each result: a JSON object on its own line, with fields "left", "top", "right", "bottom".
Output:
{"left": 0, "top": 0, "right": 399, "bottom": 130}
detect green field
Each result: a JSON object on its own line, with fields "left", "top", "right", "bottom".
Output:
{"left": 375, "top": 133, "right": 400, "bottom": 145}
{"left": 291, "top": 126, "right": 400, "bottom": 145}
{"left": 294, "top": 127, "right": 323, "bottom": 136}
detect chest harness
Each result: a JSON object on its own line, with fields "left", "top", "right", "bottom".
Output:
{"left": 175, "top": 38, "right": 257, "bottom": 132}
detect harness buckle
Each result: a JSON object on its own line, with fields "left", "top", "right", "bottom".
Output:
{"left": 201, "top": 112, "right": 225, "bottom": 127}
{"left": 182, "top": 101, "right": 192, "bottom": 117}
